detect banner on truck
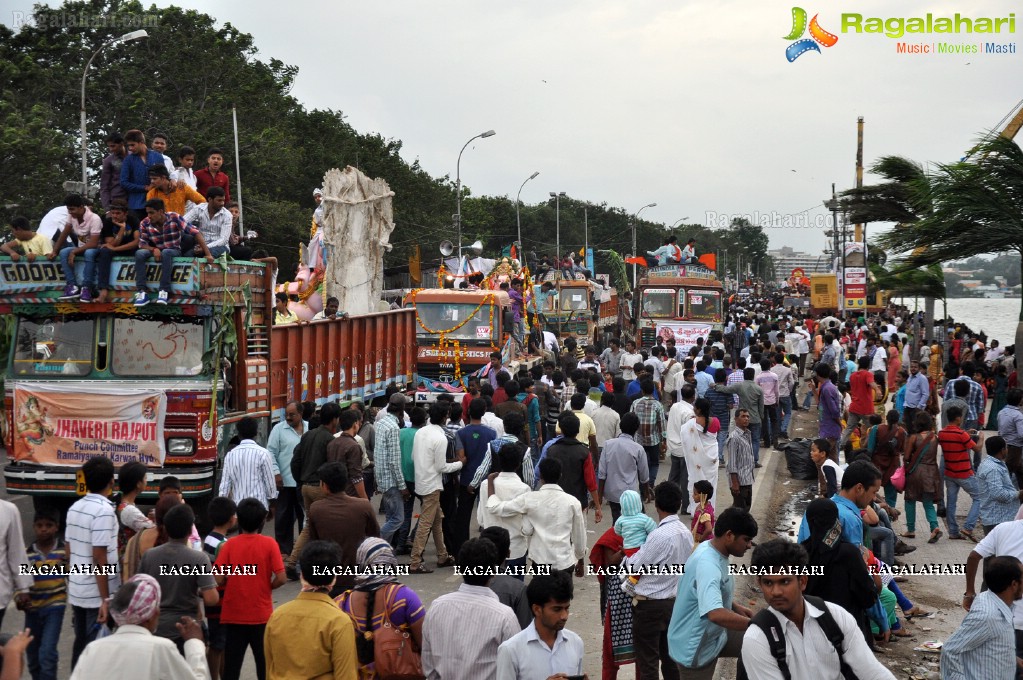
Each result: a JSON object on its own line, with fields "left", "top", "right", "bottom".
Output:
{"left": 655, "top": 322, "right": 713, "bottom": 353}
{"left": 13, "top": 385, "right": 166, "bottom": 466}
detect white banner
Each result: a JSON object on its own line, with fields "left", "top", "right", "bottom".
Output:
{"left": 655, "top": 322, "right": 713, "bottom": 353}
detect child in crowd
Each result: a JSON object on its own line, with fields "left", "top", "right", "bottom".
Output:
{"left": 116, "top": 461, "right": 154, "bottom": 556}
{"left": 810, "top": 438, "right": 844, "bottom": 498}
{"left": 159, "top": 476, "right": 202, "bottom": 550}
{"left": 203, "top": 496, "right": 237, "bottom": 680}
{"left": 21, "top": 509, "right": 67, "bottom": 680}
{"left": 690, "top": 480, "right": 716, "bottom": 545}
{"left": 1, "top": 216, "right": 52, "bottom": 261}
{"left": 214, "top": 498, "right": 286, "bottom": 680}
{"left": 614, "top": 489, "right": 657, "bottom": 556}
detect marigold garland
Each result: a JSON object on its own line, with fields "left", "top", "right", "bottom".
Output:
{"left": 407, "top": 288, "right": 498, "bottom": 385}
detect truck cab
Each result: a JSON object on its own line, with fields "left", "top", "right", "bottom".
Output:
{"left": 636, "top": 263, "right": 724, "bottom": 351}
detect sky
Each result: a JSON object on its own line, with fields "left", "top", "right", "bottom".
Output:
{"left": 3, "top": 0, "right": 1021, "bottom": 255}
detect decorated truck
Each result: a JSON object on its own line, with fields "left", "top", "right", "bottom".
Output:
{"left": 0, "top": 255, "right": 416, "bottom": 517}
{"left": 533, "top": 274, "right": 618, "bottom": 349}
{"left": 636, "top": 263, "right": 724, "bottom": 351}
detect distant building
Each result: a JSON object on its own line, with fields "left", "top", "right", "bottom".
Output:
{"left": 768, "top": 247, "right": 830, "bottom": 277}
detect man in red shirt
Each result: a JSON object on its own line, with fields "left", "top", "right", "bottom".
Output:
{"left": 839, "top": 356, "right": 880, "bottom": 452}
{"left": 195, "top": 148, "right": 232, "bottom": 202}
{"left": 938, "top": 405, "right": 985, "bottom": 541}
{"left": 214, "top": 498, "right": 286, "bottom": 680}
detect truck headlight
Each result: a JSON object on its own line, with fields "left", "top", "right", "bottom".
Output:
{"left": 167, "top": 438, "right": 195, "bottom": 455}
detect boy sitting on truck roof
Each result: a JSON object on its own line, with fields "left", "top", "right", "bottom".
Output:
{"left": 1, "top": 216, "right": 52, "bottom": 262}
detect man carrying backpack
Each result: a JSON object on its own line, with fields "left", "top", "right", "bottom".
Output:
{"left": 739, "top": 539, "right": 896, "bottom": 680}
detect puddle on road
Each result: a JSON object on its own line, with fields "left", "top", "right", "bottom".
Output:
{"left": 772, "top": 482, "right": 818, "bottom": 538}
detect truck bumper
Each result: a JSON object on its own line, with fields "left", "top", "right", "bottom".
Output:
{"left": 4, "top": 462, "right": 216, "bottom": 500}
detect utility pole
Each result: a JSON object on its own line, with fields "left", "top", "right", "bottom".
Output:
{"left": 854, "top": 117, "right": 864, "bottom": 243}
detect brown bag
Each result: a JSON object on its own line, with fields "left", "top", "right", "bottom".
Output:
{"left": 120, "top": 530, "right": 144, "bottom": 580}
{"left": 373, "top": 584, "right": 425, "bottom": 680}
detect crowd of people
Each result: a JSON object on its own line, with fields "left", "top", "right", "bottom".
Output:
{"left": 2, "top": 130, "right": 257, "bottom": 306}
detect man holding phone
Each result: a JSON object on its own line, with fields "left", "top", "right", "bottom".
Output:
{"left": 938, "top": 405, "right": 985, "bottom": 542}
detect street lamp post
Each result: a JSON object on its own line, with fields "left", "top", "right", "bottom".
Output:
{"left": 669, "top": 217, "right": 689, "bottom": 230}
{"left": 515, "top": 171, "right": 539, "bottom": 251}
{"left": 550, "top": 192, "right": 567, "bottom": 265}
{"left": 455, "top": 129, "right": 496, "bottom": 265}
{"left": 632, "top": 202, "right": 657, "bottom": 288}
{"left": 80, "top": 30, "right": 148, "bottom": 195}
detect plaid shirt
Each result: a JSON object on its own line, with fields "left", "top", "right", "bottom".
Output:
{"left": 942, "top": 377, "right": 986, "bottom": 424}
{"left": 727, "top": 368, "right": 744, "bottom": 406}
{"left": 139, "top": 212, "right": 200, "bottom": 250}
{"left": 374, "top": 412, "right": 405, "bottom": 491}
{"left": 560, "top": 383, "right": 576, "bottom": 411}
{"left": 630, "top": 396, "right": 666, "bottom": 447}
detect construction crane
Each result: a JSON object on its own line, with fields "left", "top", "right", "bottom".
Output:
{"left": 962, "top": 97, "right": 1023, "bottom": 160}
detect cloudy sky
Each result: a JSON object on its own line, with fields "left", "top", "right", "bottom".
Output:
{"left": 3, "top": 0, "right": 1020, "bottom": 254}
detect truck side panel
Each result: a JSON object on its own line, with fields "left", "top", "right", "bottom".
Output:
{"left": 269, "top": 309, "right": 416, "bottom": 420}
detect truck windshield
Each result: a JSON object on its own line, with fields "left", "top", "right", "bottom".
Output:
{"left": 559, "top": 288, "right": 590, "bottom": 311}
{"left": 111, "top": 318, "right": 205, "bottom": 376}
{"left": 687, "top": 290, "right": 721, "bottom": 321}
{"left": 641, "top": 289, "right": 675, "bottom": 318}
{"left": 414, "top": 302, "right": 493, "bottom": 342}
{"left": 12, "top": 318, "right": 95, "bottom": 376}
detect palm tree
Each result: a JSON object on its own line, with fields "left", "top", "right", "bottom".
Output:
{"left": 873, "top": 135, "right": 1023, "bottom": 351}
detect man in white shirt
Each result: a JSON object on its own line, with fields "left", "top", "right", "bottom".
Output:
{"left": 621, "top": 340, "right": 644, "bottom": 382}
{"left": 410, "top": 402, "right": 463, "bottom": 573}
{"left": 496, "top": 571, "right": 585, "bottom": 680}
{"left": 70, "top": 574, "right": 210, "bottom": 680}
{"left": 422, "top": 538, "right": 519, "bottom": 680}
{"left": 0, "top": 499, "right": 31, "bottom": 629}
{"left": 487, "top": 458, "right": 587, "bottom": 575}
{"left": 667, "top": 384, "right": 697, "bottom": 507}
{"left": 66, "top": 457, "right": 121, "bottom": 668}
{"left": 741, "top": 539, "right": 895, "bottom": 680}
{"left": 478, "top": 442, "right": 532, "bottom": 570}
{"left": 149, "top": 132, "right": 178, "bottom": 176}
{"left": 218, "top": 417, "right": 278, "bottom": 513}
{"left": 592, "top": 392, "right": 622, "bottom": 455}
{"left": 183, "top": 186, "right": 232, "bottom": 257}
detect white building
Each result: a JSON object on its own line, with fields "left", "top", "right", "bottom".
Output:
{"left": 768, "top": 246, "right": 830, "bottom": 278}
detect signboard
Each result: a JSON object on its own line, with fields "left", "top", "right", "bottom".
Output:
{"left": 842, "top": 243, "right": 867, "bottom": 310}
{"left": 655, "top": 322, "right": 713, "bottom": 353}
{"left": 0, "top": 258, "right": 197, "bottom": 293}
{"left": 646, "top": 265, "right": 717, "bottom": 281}
{"left": 13, "top": 385, "right": 167, "bottom": 466}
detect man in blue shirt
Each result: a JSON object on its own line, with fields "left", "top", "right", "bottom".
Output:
{"left": 668, "top": 507, "right": 758, "bottom": 679}
{"left": 267, "top": 400, "right": 307, "bottom": 556}
{"left": 976, "top": 436, "right": 1023, "bottom": 533}
{"left": 455, "top": 398, "right": 497, "bottom": 557}
{"left": 797, "top": 460, "right": 883, "bottom": 547}
{"left": 119, "top": 130, "right": 170, "bottom": 221}
{"left": 903, "top": 360, "right": 930, "bottom": 433}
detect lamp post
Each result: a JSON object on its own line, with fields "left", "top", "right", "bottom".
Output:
{"left": 669, "top": 216, "right": 689, "bottom": 230}
{"left": 632, "top": 202, "right": 657, "bottom": 288}
{"left": 550, "top": 192, "right": 567, "bottom": 265}
{"left": 455, "top": 129, "right": 496, "bottom": 265}
{"left": 80, "top": 29, "right": 148, "bottom": 195}
{"left": 515, "top": 171, "right": 539, "bottom": 250}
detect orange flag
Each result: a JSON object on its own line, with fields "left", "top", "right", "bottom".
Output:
{"left": 698, "top": 253, "right": 717, "bottom": 270}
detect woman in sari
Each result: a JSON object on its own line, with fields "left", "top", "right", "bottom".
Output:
{"left": 886, "top": 340, "right": 901, "bottom": 391}
{"left": 678, "top": 398, "right": 720, "bottom": 515}
{"left": 988, "top": 364, "right": 1009, "bottom": 430}
{"left": 901, "top": 411, "right": 942, "bottom": 543}
{"left": 336, "top": 538, "right": 426, "bottom": 679}
{"left": 590, "top": 527, "right": 633, "bottom": 680}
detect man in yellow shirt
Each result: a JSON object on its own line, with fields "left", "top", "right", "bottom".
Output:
{"left": 264, "top": 541, "right": 358, "bottom": 680}
{"left": 1, "top": 217, "right": 52, "bottom": 261}
{"left": 146, "top": 165, "right": 206, "bottom": 215}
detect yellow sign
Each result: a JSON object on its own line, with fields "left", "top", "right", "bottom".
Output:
{"left": 844, "top": 297, "right": 866, "bottom": 308}
{"left": 75, "top": 470, "right": 87, "bottom": 495}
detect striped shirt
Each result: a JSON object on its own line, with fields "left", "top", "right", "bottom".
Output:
{"left": 66, "top": 493, "right": 120, "bottom": 608}
{"left": 219, "top": 439, "right": 279, "bottom": 509}
{"left": 976, "top": 456, "right": 1021, "bottom": 526}
{"left": 704, "top": 386, "right": 732, "bottom": 429}
{"left": 631, "top": 396, "right": 667, "bottom": 447}
{"left": 375, "top": 412, "right": 405, "bottom": 492}
{"left": 626, "top": 514, "right": 693, "bottom": 598}
{"left": 422, "top": 584, "right": 520, "bottom": 680}
{"left": 726, "top": 368, "right": 744, "bottom": 406}
{"left": 937, "top": 426, "right": 974, "bottom": 479}
{"left": 940, "top": 590, "right": 1015, "bottom": 680}
{"left": 26, "top": 540, "right": 68, "bottom": 610}
{"left": 726, "top": 427, "right": 755, "bottom": 486}
{"left": 469, "top": 435, "right": 535, "bottom": 489}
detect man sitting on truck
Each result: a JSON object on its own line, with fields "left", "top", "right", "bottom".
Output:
{"left": 680, "top": 238, "right": 698, "bottom": 264}
{"left": 133, "top": 198, "right": 214, "bottom": 307}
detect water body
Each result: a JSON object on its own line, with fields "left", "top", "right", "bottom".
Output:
{"left": 897, "top": 297, "right": 1021, "bottom": 346}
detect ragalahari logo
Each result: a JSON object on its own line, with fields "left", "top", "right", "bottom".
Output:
{"left": 784, "top": 7, "right": 839, "bottom": 61}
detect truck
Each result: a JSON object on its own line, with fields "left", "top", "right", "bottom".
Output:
{"left": 635, "top": 263, "right": 724, "bottom": 351}
{"left": 533, "top": 274, "right": 618, "bottom": 349}
{"left": 405, "top": 286, "right": 544, "bottom": 404}
{"left": 0, "top": 255, "right": 416, "bottom": 518}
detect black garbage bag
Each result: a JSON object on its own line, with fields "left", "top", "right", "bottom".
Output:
{"left": 781, "top": 438, "right": 817, "bottom": 480}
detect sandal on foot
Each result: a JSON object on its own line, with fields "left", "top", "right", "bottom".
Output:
{"left": 892, "top": 628, "right": 914, "bottom": 637}
{"left": 408, "top": 564, "right": 434, "bottom": 574}
{"left": 959, "top": 528, "right": 977, "bottom": 542}
{"left": 899, "top": 532, "right": 916, "bottom": 539}
{"left": 948, "top": 534, "right": 966, "bottom": 540}
{"left": 904, "top": 606, "right": 932, "bottom": 619}
{"left": 928, "top": 529, "right": 943, "bottom": 543}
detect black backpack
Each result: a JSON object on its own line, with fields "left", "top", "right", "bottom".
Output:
{"left": 736, "top": 595, "right": 858, "bottom": 680}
